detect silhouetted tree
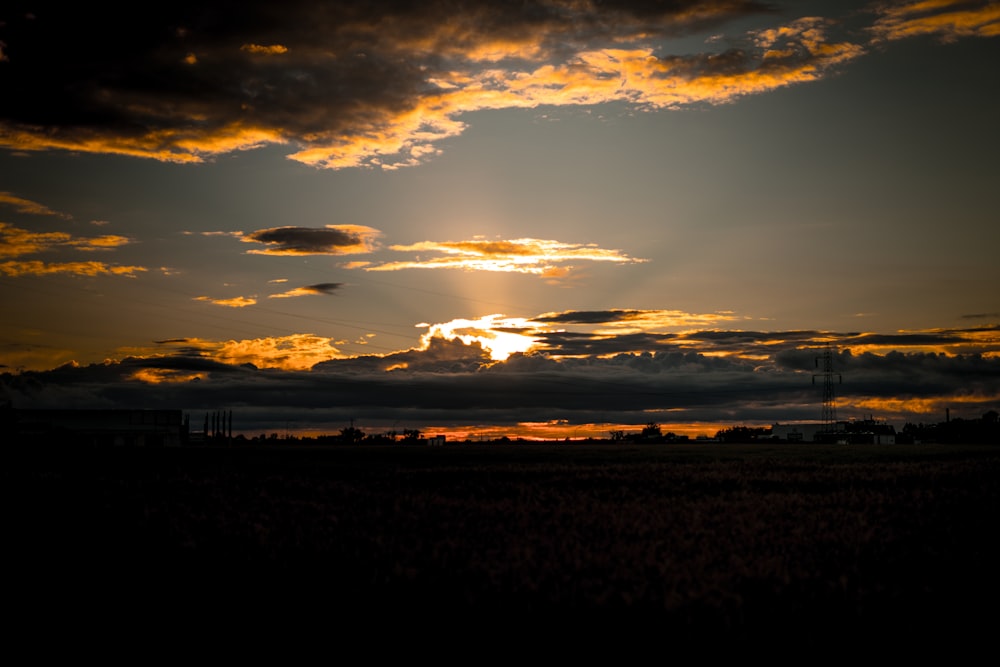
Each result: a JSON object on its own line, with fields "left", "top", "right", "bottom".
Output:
{"left": 641, "top": 422, "right": 662, "bottom": 439}
{"left": 339, "top": 425, "right": 365, "bottom": 443}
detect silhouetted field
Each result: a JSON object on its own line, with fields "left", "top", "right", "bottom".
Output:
{"left": 5, "top": 442, "right": 998, "bottom": 647}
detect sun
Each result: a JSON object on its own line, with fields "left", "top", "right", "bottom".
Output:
{"left": 420, "top": 314, "right": 540, "bottom": 361}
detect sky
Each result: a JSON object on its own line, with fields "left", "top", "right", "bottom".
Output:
{"left": 1, "top": 0, "right": 998, "bottom": 439}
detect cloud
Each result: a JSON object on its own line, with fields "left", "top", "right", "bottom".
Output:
{"left": 241, "top": 43, "right": 289, "bottom": 55}
{"left": 269, "top": 282, "right": 343, "bottom": 299}
{"left": 416, "top": 315, "right": 541, "bottom": 361}
{"left": 138, "top": 334, "right": 344, "bottom": 371}
{"left": 870, "top": 0, "right": 1000, "bottom": 42}
{"left": 0, "top": 218, "right": 138, "bottom": 277}
{"left": 368, "top": 237, "right": 645, "bottom": 275}
{"left": 0, "top": 222, "right": 131, "bottom": 257}
{"left": 535, "top": 309, "right": 743, "bottom": 329}
{"left": 0, "top": 1, "right": 877, "bottom": 170}
{"left": 185, "top": 230, "right": 245, "bottom": 238}
{"left": 0, "top": 192, "right": 72, "bottom": 219}
{"left": 242, "top": 225, "right": 381, "bottom": 255}
{"left": 0, "top": 260, "right": 145, "bottom": 277}
{"left": 193, "top": 295, "right": 257, "bottom": 308}
{"left": 4, "top": 320, "right": 999, "bottom": 436}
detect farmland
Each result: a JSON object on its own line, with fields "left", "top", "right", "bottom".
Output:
{"left": 5, "top": 442, "right": 999, "bottom": 646}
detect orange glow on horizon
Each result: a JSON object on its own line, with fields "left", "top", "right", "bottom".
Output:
{"left": 129, "top": 368, "right": 209, "bottom": 384}
{"left": 415, "top": 420, "right": 733, "bottom": 442}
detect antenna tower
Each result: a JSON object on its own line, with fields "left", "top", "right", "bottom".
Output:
{"left": 813, "top": 343, "right": 842, "bottom": 432}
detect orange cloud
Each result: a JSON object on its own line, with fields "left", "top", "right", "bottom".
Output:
{"left": 368, "top": 237, "right": 645, "bottom": 274}
{"left": 145, "top": 334, "right": 344, "bottom": 370}
{"left": 0, "top": 192, "right": 72, "bottom": 219}
{"left": 0, "top": 7, "right": 870, "bottom": 171}
{"left": 128, "top": 368, "right": 209, "bottom": 384}
{"left": 0, "top": 260, "right": 146, "bottom": 277}
{"left": 853, "top": 392, "right": 1000, "bottom": 416}
{"left": 0, "top": 224, "right": 72, "bottom": 257}
{"left": 288, "top": 18, "right": 864, "bottom": 169}
{"left": 871, "top": 0, "right": 1000, "bottom": 42}
{"left": 0, "top": 123, "right": 284, "bottom": 165}
{"left": 241, "top": 44, "right": 289, "bottom": 55}
{"left": 6, "top": 3, "right": 990, "bottom": 179}
{"left": 194, "top": 295, "right": 258, "bottom": 308}
{"left": 539, "top": 308, "right": 746, "bottom": 333}
{"left": 0, "top": 223, "right": 132, "bottom": 257}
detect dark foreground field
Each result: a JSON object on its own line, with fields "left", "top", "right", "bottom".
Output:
{"left": 5, "top": 442, "right": 999, "bottom": 648}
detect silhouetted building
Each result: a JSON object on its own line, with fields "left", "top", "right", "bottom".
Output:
{"left": 771, "top": 418, "right": 895, "bottom": 444}
{"left": 5, "top": 408, "right": 186, "bottom": 446}
{"left": 771, "top": 422, "right": 829, "bottom": 442}
{"left": 841, "top": 418, "right": 896, "bottom": 444}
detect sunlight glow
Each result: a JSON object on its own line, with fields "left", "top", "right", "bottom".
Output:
{"left": 420, "top": 314, "right": 540, "bottom": 361}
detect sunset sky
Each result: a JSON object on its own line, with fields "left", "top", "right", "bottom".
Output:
{"left": 2, "top": 0, "right": 998, "bottom": 439}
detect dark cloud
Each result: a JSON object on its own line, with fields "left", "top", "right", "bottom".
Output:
{"left": 269, "top": 282, "right": 345, "bottom": 299}
{"left": 242, "top": 225, "right": 378, "bottom": 255}
{"left": 303, "top": 283, "right": 342, "bottom": 295}
{"left": 4, "top": 325, "right": 998, "bottom": 435}
{"left": 0, "top": 1, "right": 855, "bottom": 169}
{"left": 533, "top": 331, "right": 680, "bottom": 356}
{"left": 535, "top": 309, "right": 655, "bottom": 324}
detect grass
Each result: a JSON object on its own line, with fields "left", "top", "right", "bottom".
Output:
{"left": 4, "top": 442, "right": 998, "bottom": 647}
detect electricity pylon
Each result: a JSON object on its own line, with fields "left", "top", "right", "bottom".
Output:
{"left": 813, "top": 343, "right": 842, "bottom": 433}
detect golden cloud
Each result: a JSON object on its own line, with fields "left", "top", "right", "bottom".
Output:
{"left": 0, "top": 223, "right": 132, "bottom": 257}
{"left": 871, "top": 0, "right": 1000, "bottom": 42}
{"left": 0, "top": 260, "right": 146, "bottom": 277}
{"left": 0, "top": 123, "right": 283, "bottom": 165}
{"left": 128, "top": 368, "right": 209, "bottom": 384}
{"left": 0, "top": 192, "right": 72, "bottom": 219}
{"left": 4, "top": 3, "right": 988, "bottom": 183}
{"left": 0, "top": 8, "right": 870, "bottom": 171}
{"left": 287, "top": 18, "right": 864, "bottom": 170}
{"left": 368, "top": 237, "right": 645, "bottom": 274}
{"left": 241, "top": 44, "right": 289, "bottom": 55}
{"left": 147, "top": 334, "right": 343, "bottom": 370}
{"left": 194, "top": 295, "right": 258, "bottom": 308}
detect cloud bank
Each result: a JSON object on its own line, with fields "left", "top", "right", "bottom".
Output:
{"left": 7, "top": 1, "right": 990, "bottom": 170}
{"left": 3, "top": 311, "right": 997, "bottom": 437}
